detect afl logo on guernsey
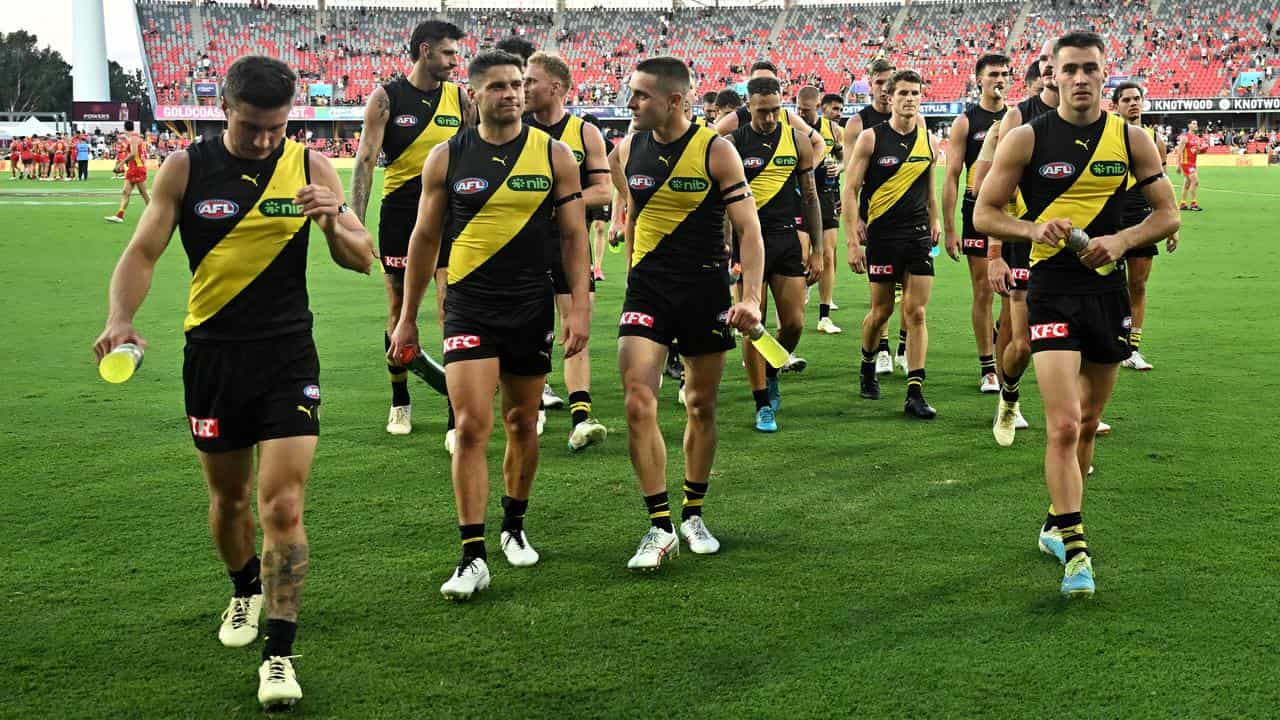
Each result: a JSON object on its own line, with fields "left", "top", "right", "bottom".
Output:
{"left": 877, "top": 156, "right": 900, "bottom": 168}
{"left": 628, "top": 175, "right": 655, "bottom": 190}
{"left": 743, "top": 157, "right": 765, "bottom": 170}
{"left": 394, "top": 114, "right": 418, "bottom": 127}
{"left": 195, "top": 199, "right": 239, "bottom": 219}
{"left": 974, "top": 130, "right": 989, "bottom": 141}
{"left": 453, "top": 178, "right": 489, "bottom": 194}
{"left": 1038, "top": 162, "right": 1075, "bottom": 179}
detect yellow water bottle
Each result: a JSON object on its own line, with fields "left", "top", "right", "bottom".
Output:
{"left": 746, "top": 324, "right": 790, "bottom": 369}
{"left": 99, "top": 343, "right": 144, "bottom": 383}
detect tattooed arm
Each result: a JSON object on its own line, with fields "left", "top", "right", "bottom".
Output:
{"left": 351, "top": 86, "right": 390, "bottom": 225}
{"left": 795, "top": 128, "right": 823, "bottom": 282}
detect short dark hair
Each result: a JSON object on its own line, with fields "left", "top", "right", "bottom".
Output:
{"left": 468, "top": 50, "right": 524, "bottom": 85}
{"left": 747, "top": 77, "right": 781, "bottom": 98}
{"left": 123, "top": 120, "right": 135, "bottom": 131}
{"left": 821, "top": 93, "right": 844, "bottom": 106}
{"left": 1111, "top": 80, "right": 1145, "bottom": 104}
{"left": 223, "top": 55, "right": 296, "bottom": 109}
{"left": 409, "top": 20, "right": 463, "bottom": 62}
{"left": 868, "top": 58, "right": 895, "bottom": 75}
{"left": 1024, "top": 59, "right": 1041, "bottom": 84}
{"left": 635, "top": 57, "right": 692, "bottom": 94}
{"left": 702, "top": 91, "right": 718, "bottom": 104}
{"left": 1053, "top": 31, "right": 1107, "bottom": 60}
{"left": 714, "top": 89, "right": 742, "bottom": 109}
{"left": 888, "top": 69, "right": 923, "bottom": 93}
{"left": 975, "top": 53, "right": 1011, "bottom": 76}
{"left": 750, "top": 60, "right": 778, "bottom": 76}
{"left": 796, "top": 85, "right": 821, "bottom": 102}
{"left": 496, "top": 36, "right": 536, "bottom": 62}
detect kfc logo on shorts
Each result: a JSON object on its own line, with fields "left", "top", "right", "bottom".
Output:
{"left": 383, "top": 255, "right": 408, "bottom": 269}
{"left": 394, "top": 114, "right": 418, "bottom": 127}
{"left": 869, "top": 264, "right": 894, "bottom": 275}
{"left": 877, "top": 156, "right": 901, "bottom": 168}
{"left": 444, "top": 334, "right": 482, "bottom": 352}
{"left": 189, "top": 416, "right": 220, "bottom": 438}
{"left": 1011, "top": 268, "right": 1030, "bottom": 281}
{"left": 1030, "top": 322, "right": 1070, "bottom": 340}
{"left": 963, "top": 238, "right": 985, "bottom": 248}
{"left": 628, "top": 175, "right": 656, "bottom": 190}
{"left": 303, "top": 384, "right": 321, "bottom": 400}
{"left": 743, "top": 157, "right": 765, "bottom": 170}
{"left": 619, "top": 311, "right": 655, "bottom": 328}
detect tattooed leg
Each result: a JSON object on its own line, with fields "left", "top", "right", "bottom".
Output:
{"left": 257, "top": 436, "right": 317, "bottom": 621}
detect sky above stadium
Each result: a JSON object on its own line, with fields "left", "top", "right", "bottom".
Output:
{"left": 1, "top": 0, "right": 143, "bottom": 70}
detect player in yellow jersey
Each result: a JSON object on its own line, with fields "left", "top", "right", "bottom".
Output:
{"left": 523, "top": 51, "right": 613, "bottom": 452}
{"left": 91, "top": 56, "right": 374, "bottom": 709}
{"left": 351, "top": 21, "right": 471, "bottom": 440}
{"left": 1112, "top": 81, "right": 1179, "bottom": 372}
{"left": 976, "top": 32, "right": 1179, "bottom": 597}
{"left": 610, "top": 56, "right": 764, "bottom": 570}
{"left": 389, "top": 51, "right": 591, "bottom": 600}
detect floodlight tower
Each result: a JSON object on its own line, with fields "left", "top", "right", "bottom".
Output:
{"left": 72, "top": 0, "right": 111, "bottom": 102}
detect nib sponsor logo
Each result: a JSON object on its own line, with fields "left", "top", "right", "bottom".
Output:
{"left": 1030, "top": 322, "right": 1070, "bottom": 340}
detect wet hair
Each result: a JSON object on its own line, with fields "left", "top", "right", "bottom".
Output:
{"left": 222, "top": 55, "right": 296, "bottom": 109}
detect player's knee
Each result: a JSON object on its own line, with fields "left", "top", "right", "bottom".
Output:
{"left": 903, "top": 303, "right": 926, "bottom": 328}
{"left": 972, "top": 279, "right": 994, "bottom": 304}
{"left": 259, "top": 485, "right": 304, "bottom": 534}
{"left": 684, "top": 389, "right": 717, "bottom": 425}
{"left": 503, "top": 405, "right": 539, "bottom": 438}
{"left": 1046, "top": 416, "right": 1082, "bottom": 447}
{"left": 624, "top": 386, "right": 658, "bottom": 424}
{"left": 209, "top": 488, "right": 252, "bottom": 518}
{"left": 1008, "top": 337, "right": 1031, "bottom": 364}
{"left": 867, "top": 302, "right": 893, "bottom": 326}
{"left": 454, "top": 412, "right": 493, "bottom": 448}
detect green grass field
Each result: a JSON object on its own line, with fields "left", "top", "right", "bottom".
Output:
{"left": 3, "top": 165, "right": 1279, "bottom": 719}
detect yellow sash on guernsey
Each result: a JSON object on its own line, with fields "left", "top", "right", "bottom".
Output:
{"left": 633, "top": 125, "right": 716, "bottom": 267}
{"left": 562, "top": 113, "right": 587, "bottom": 165}
{"left": 382, "top": 81, "right": 462, "bottom": 198}
{"left": 185, "top": 140, "right": 308, "bottom": 332}
{"left": 448, "top": 128, "right": 553, "bottom": 284}
{"left": 867, "top": 125, "right": 932, "bottom": 225}
{"left": 750, "top": 122, "right": 798, "bottom": 211}
{"left": 818, "top": 116, "right": 836, "bottom": 161}
{"left": 1029, "top": 113, "right": 1129, "bottom": 266}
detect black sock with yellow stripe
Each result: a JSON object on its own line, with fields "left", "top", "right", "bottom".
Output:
{"left": 980, "top": 354, "right": 996, "bottom": 378}
{"left": 1053, "top": 512, "right": 1089, "bottom": 562}
{"left": 459, "top": 523, "right": 486, "bottom": 560}
{"left": 1001, "top": 367, "right": 1023, "bottom": 403}
{"left": 877, "top": 333, "right": 890, "bottom": 354}
{"left": 644, "top": 492, "right": 674, "bottom": 532}
{"left": 385, "top": 331, "right": 410, "bottom": 406}
{"left": 906, "top": 368, "right": 925, "bottom": 399}
{"left": 1129, "top": 328, "right": 1143, "bottom": 352}
{"left": 569, "top": 390, "right": 592, "bottom": 427}
{"left": 500, "top": 496, "right": 528, "bottom": 533}
{"left": 1042, "top": 504, "right": 1056, "bottom": 532}
{"left": 860, "top": 348, "right": 876, "bottom": 378}
{"left": 681, "top": 480, "right": 707, "bottom": 520}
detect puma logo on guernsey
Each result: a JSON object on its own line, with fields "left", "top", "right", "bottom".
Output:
{"left": 491, "top": 155, "right": 509, "bottom": 167}
{"left": 240, "top": 173, "right": 259, "bottom": 187}
{"left": 1075, "top": 139, "right": 1092, "bottom": 151}
{"left": 657, "top": 155, "right": 672, "bottom": 167}
{"left": 761, "top": 143, "right": 773, "bottom": 151}
{"left": 899, "top": 142, "right": 909, "bottom": 149}
{"left": 421, "top": 98, "right": 434, "bottom": 107}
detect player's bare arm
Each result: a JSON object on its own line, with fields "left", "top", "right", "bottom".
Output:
{"left": 608, "top": 136, "right": 636, "bottom": 272}
{"left": 794, "top": 127, "right": 824, "bottom": 276}
{"left": 350, "top": 85, "right": 389, "bottom": 225}
{"left": 304, "top": 151, "right": 375, "bottom": 273}
{"left": 927, "top": 133, "right": 942, "bottom": 252}
{"left": 710, "top": 136, "right": 763, "bottom": 330}
{"left": 942, "top": 112, "right": 969, "bottom": 259}
{"left": 93, "top": 151, "right": 187, "bottom": 361}
{"left": 842, "top": 128, "right": 875, "bottom": 273}
{"left": 841, "top": 116, "right": 864, "bottom": 172}
{"left": 581, "top": 122, "right": 612, "bottom": 208}
{"left": 550, "top": 139, "right": 591, "bottom": 358}
{"left": 387, "top": 142, "right": 450, "bottom": 360}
